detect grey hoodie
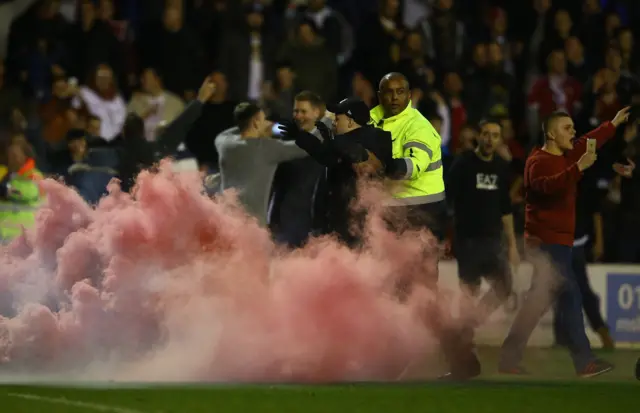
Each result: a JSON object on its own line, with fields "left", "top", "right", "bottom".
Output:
{"left": 214, "top": 127, "right": 308, "bottom": 227}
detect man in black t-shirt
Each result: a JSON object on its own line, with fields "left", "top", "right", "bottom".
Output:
{"left": 447, "top": 119, "right": 520, "bottom": 324}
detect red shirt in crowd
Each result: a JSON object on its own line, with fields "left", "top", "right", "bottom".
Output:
{"left": 528, "top": 75, "right": 583, "bottom": 118}
{"left": 523, "top": 122, "right": 616, "bottom": 246}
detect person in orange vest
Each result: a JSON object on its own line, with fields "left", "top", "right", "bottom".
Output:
{"left": 0, "top": 135, "right": 44, "bottom": 243}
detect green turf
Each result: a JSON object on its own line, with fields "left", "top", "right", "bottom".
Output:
{"left": 0, "top": 347, "right": 637, "bottom": 413}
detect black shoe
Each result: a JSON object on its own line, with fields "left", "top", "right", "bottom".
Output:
{"left": 442, "top": 349, "right": 481, "bottom": 381}
{"left": 578, "top": 359, "right": 614, "bottom": 378}
{"left": 635, "top": 357, "right": 639, "bottom": 380}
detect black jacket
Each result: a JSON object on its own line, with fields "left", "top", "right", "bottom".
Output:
{"left": 118, "top": 101, "right": 204, "bottom": 192}
{"left": 295, "top": 125, "right": 392, "bottom": 245}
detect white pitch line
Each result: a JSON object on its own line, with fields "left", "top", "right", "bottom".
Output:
{"left": 7, "top": 392, "right": 147, "bottom": 413}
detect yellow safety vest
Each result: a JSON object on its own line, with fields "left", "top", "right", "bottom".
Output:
{"left": 0, "top": 161, "right": 43, "bottom": 242}
{"left": 370, "top": 102, "right": 445, "bottom": 205}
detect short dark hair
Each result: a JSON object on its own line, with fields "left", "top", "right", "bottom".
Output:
{"left": 123, "top": 113, "right": 145, "bottom": 141}
{"left": 542, "top": 111, "right": 571, "bottom": 137}
{"left": 478, "top": 118, "right": 502, "bottom": 131}
{"left": 234, "top": 102, "right": 262, "bottom": 132}
{"left": 294, "top": 91, "right": 324, "bottom": 108}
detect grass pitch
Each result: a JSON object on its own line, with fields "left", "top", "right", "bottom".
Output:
{"left": 0, "top": 347, "right": 637, "bottom": 413}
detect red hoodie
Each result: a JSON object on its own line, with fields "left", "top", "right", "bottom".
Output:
{"left": 524, "top": 122, "right": 616, "bottom": 246}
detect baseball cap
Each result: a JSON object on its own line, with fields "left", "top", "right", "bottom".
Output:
{"left": 327, "top": 98, "right": 371, "bottom": 126}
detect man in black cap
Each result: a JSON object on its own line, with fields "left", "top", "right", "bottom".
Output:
{"left": 280, "top": 98, "right": 392, "bottom": 246}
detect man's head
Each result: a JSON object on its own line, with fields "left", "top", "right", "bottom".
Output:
{"left": 66, "top": 129, "right": 88, "bottom": 159}
{"left": 245, "top": 5, "right": 264, "bottom": 30}
{"left": 458, "top": 124, "right": 478, "bottom": 153}
{"left": 327, "top": 98, "right": 371, "bottom": 135}
{"left": 477, "top": 119, "right": 502, "bottom": 157}
{"left": 617, "top": 27, "right": 634, "bottom": 53}
{"left": 276, "top": 61, "right": 295, "bottom": 90}
{"left": 293, "top": 91, "right": 324, "bottom": 132}
{"left": 444, "top": 71, "right": 463, "bottom": 95}
{"left": 141, "top": 68, "right": 163, "bottom": 94}
{"left": 488, "top": 42, "right": 503, "bottom": 67}
{"left": 234, "top": 102, "right": 271, "bottom": 137}
{"left": 380, "top": 0, "right": 400, "bottom": 19}
{"left": 554, "top": 9, "right": 572, "bottom": 37}
{"left": 472, "top": 43, "right": 487, "bottom": 67}
{"left": 565, "top": 36, "right": 584, "bottom": 62}
{"left": 378, "top": 72, "right": 410, "bottom": 118}
{"left": 6, "top": 134, "right": 32, "bottom": 172}
{"left": 297, "top": 20, "right": 318, "bottom": 46}
{"left": 547, "top": 49, "right": 566, "bottom": 75}
{"left": 605, "top": 46, "right": 622, "bottom": 72}
{"left": 437, "top": 0, "right": 453, "bottom": 11}
{"left": 543, "top": 111, "right": 575, "bottom": 152}
{"left": 210, "top": 71, "right": 228, "bottom": 101}
{"left": 163, "top": 6, "right": 183, "bottom": 32}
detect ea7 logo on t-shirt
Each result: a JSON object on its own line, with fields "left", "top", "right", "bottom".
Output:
{"left": 476, "top": 173, "right": 498, "bottom": 190}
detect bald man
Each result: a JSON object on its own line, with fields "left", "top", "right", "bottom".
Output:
{"left": 371, "top": 72, "right": 480, "bottom": 380}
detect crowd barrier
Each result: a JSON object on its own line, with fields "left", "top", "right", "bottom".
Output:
{"left": 438, "top": 261, "right": 640, "bottom": 348}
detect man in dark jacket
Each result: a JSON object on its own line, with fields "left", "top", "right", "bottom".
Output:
{"left": 280, "top": 98, "right": 392, "bottom": 246}
{"left": 118, "top": 77, "right": 216, "bottom": 192}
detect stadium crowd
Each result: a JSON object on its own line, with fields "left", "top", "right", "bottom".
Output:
{"left": 0, "top": 0, "right": 639, "bottom": 265}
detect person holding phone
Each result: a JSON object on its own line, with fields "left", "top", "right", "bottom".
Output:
{"left": 498, "top": 107, "right": 631, "bottom": 378}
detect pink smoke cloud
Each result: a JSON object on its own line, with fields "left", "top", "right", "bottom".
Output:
{"left": 0, "top": 163, "right": 449, "bottom": 383}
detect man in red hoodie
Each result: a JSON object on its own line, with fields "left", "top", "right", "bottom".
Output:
{"left": 499, "top": 106, "right": 631, "bottom": 378}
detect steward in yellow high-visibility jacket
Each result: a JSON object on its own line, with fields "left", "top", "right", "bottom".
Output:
{"left": 370, "top": 72, "right": 481, "bottom": 381}
{"left": 0, "top": 158, "right": 43, "bottom": 243}
{"left": 370, "top": 72, "right": 447, "bottom": 238}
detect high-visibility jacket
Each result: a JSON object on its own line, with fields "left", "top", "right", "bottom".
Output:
{"left": 0, "top": 159, "right": 43, "bottom": 242}
{"left": 370, "top": 103, "right": 445, "bottom": 205}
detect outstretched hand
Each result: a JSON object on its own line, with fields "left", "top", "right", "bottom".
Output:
{"left": 613, "top": 158, "right": 636, "bottom": 178}
{"left": 197, "top": 77, "right": 217, "bottom": 103}
{"left": 277, "top": 121, "right": 303, "bottom": 141}
{"left": 612, "top": 106, "right": 631, "bottom": 127}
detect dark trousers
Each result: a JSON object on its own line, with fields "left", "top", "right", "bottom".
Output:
{"left": 500, "top": 244, "right": 594, "bottom": 372}
{"left": 553, "top": 245, "right": 606, "bottom": 344}
{"left": 388, "top": 201, "right": 478, "bottom": 375}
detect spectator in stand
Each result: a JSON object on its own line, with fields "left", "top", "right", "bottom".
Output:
{"left": 262, "top": 60, "right": 296, "bottom": 121}
{"left": 443, "top": 71, "right": 467, "bottom": 155}
{"left": 527, "top": 49, "right": 582, "bottom": 146}
{"left": 39, "top": 75, "right": 75, "bottom": 145}
{"left": 218, "top": 3, "right": 277, "bottom": 103}
{"left": 464, "top": 43, "right": 490, "bottom": 123}
{"left": 484, "top": 7, "right": 517, "bottom": 76}
{"left": 72, "top": 63, "right": 126, "bottom": 142}
{"left": 485, "top": 42, "right": 516, "bottom": 119}
{"left": 581, "top": 0, "right": 606, "bottom": 69}
{"left": 138, "top": 3, "right": 205, "bottom": 100}
{"left": 565, "top": 36, "right": 589, "bottom": 85}
{"left": 354, "top": 0, "right": 404, "bottom": 90}
{"left": 128, "top": 67, "right": 185, "bottom": 142}
{"left": 416, "top": 0, "right": 466, "bottom": 71}
{"left": 538, "top": 9, "right": 575, "bottom": 73}
{"left": 616, "top": 27, "right": 640, "bottom": 77}
{"left": 456, "top": 124, "right": 478, "bottom": 154}
{"left": 185, "top": 71, "right": 237, "bottom": 172}
{"left": 291, "top": 0, "right": 353, "bottom": 66}
{"left": 395, "top": 30, "right": 436, "bottom": 93}
{"left": 581, "top": 68, "right": 624, "bottom": 131}
{"left": 279, "top": 18, "right": 337, "bottom": 103}
{"left": 69, "top": 0, "right": 124, "bottom": 87}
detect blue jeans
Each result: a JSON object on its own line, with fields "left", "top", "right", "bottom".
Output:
{"left": 500, "top": 244, "right": 594, "bottom": 372}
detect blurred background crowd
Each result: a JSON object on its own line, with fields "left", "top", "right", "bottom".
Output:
{"left": 0, "top": 0, "right": 639, "bottom": 263}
